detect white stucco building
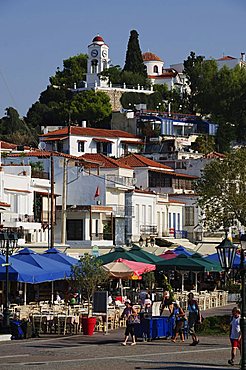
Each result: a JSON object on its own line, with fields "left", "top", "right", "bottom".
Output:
{"left": 0, "top": 164, "right": 50, "bottom": 246}
{"left": 39, "top": 126, "right": 143, "bottom": 158}
{"left": 142, "top": 52, "right": 189, "bottom": 93}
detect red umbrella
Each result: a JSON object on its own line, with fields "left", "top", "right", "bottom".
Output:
{"left": 103, "top": 258, "right": 156, "bottom": 278}
{"left": 158, "top": 250, "right": 177, "bottom": 260}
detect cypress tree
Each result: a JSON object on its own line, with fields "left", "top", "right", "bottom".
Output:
{"left": 123, "top": 30, "right": 147, "bottom": 77}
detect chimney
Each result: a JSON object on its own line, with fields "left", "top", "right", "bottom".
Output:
{"left": 81, "top": 121, "right": 87, "bottom": 128}
{"left": 241, "top": 52, "right": 245, "bottom": 62}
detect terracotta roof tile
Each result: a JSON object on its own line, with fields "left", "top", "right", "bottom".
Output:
{"left": 6, "top": 151, "right": 100, "bottom": 168}
{"left": 0, "top": 201, "right": 11, "bottom": 207}
{"left": 117, "top": 154, "right": 174, "bottom": 171}
{"left": 0, "top": 141, "right": 29, "bottom": 150}
{"left": 80, "top": 153, "right": 132, "bottom": 169}
{"left": 142, "top": 52, "right": 163, "bottom": 62}
{"left": 204, "top": 151, "right": 226, "bottom": 159}
{"left": 149, "top": 169, "right": 198, "bottom": 179}
{"left": 40, "top": 127, "right": 139, "bottom": 139}
{"left": 217, "top": 55, "right": 236, "bottom": 61}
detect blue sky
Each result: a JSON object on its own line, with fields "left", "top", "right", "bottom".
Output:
{"left": 0, "top": 0, "right": 245, "bottom": 117}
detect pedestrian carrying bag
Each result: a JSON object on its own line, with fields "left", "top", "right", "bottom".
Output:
{"left": 128, "top": 314, "right": 140, "bottom": 324}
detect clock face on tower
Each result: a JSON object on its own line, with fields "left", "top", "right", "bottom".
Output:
{"left": 102, "top": 50, "right": 107, "bottom": 57}
{"left": 91, "top": 49, "right": 98, "bottom": 57}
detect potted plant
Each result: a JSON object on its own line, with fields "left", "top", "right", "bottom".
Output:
{"left": 71, "top": 254, "right": 108, "bottom": 335}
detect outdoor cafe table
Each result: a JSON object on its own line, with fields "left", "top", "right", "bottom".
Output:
{"left": 134, "top": 315, "right": 175, "bottom": 341}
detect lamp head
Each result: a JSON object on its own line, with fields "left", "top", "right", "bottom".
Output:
{"left": 215, "top": 237, "right": 238, "bottom": 271}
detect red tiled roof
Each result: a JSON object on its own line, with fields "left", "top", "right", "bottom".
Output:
{"left": 217, "top": 55, "right": 236, "bottom": 61}
{"left": 0, "top": 201, "right": 10, "bottom": 207}
{"left": 80, "top": 153, "right": 132, "bottom": 169}
{"left": 40, "top": 127, "right": 139, "bottom": 139}
{"left": 149, "top": 168, "right": 197, "bottom": 179}
{"left": 117, "top": 154, "right": 173, "bottom": 171}
{"left": 0, "top": 141, "right": 17, "bottom": 149}
{"left": 7, "top": 150, "right": 82, "bottom": 160}
{"left": 43, "top": 136, "right": 68, "bottom": 141}
{"left": 121, "top": 140, "right": 144, "bottom": 145}
{"left": 93, "top": 35, "right": 104, "bottom": 43}
{"left": 133, "top": 189, "right": 156, "bottom": 195}
{"left": 6, "top": 150, "right": 100, "bottom": 168}
{"left": 5, "top": 188, "right": 31, "bottom": 193}
{"left": 0, "top": 141, "right": 29, "bottom": 150}
{"left": 142, "top": 52, "right": 162, "bottom": 62}
{"left": 168, "top": 199, "right": 185, "bottom": 204}
{"left": 204, "top": 151, "right": 226, "bottom": 159}
{"left": 92, "top": 138, "right": 113, "bottom": 143}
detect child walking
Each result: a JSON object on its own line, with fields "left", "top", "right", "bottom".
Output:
{"left": 228, "top": 307, "right": 241, "bottom": 366}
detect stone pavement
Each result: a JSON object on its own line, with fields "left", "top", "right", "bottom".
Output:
{"left": 0, "top": 303, "right": 238, "bottom": 370}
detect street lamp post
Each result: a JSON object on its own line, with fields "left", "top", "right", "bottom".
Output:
{"left": 0, "top": 231, "right": 18, "bottom": 333}
{"left": 216, "top": 236, "right": 246, "bottom": 370}
{"left": 240, "top": 234, "right": 246, "bottom": 370}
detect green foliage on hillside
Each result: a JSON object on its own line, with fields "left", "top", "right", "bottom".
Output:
{"left": 123, "top": 30, "right": 147, "bottom": 78}
{"left": 195, "top": 148, "right": 246, "bottom": 230}
{"left": 0, "top": 107, "right": 37, "bottom": 146}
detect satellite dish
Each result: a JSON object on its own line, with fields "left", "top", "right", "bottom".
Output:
{"left": 38, "top": 142, "right": 46, "bottom": 150}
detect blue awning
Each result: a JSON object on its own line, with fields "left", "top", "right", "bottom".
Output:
{"left": 0, "top": 255, "right": 54, "bottom": 284}
{"left": 42, "top": 247, "right": 79, "bottom": 266}
{"left": 11, "top": 248, "right": 72, "bottom": 281}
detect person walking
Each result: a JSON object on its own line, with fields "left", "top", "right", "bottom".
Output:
{"left": 187, "top": 292, "right": 200, "bottom": 346}
{"left": 160, "top": 290, "right": 173, "bottom": 315}
{"left": 228, "top": 307, "right": 241, "bottom": 366}
{"left": 121, "top": 300, "right": 138, "bottom": 346}
{"left": 170, "top": 301, "right": 186, "bottom": 342}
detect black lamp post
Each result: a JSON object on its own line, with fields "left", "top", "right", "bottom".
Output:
{"left": 216, "top": 236, "right": 245, "bottom": 370}
{"left": 0, "top": 231, "right": 18, "bottom": 333}
{"left": 240, "top": 234, "right": 246, "bottom": 370}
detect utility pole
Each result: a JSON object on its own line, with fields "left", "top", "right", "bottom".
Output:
{"left": 50, "top": 153, "right": 55, "bottom": 248}
{"left": 61, "top": 158, "right": 67, "bottom": 245}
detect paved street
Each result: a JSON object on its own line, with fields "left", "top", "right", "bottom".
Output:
{"left": 0, "top": 304, "right": 239, "bottom": 370}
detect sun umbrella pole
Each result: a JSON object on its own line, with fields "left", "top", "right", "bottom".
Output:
{"left": 51, "top": 281, "right": 54, "bottom": 303}
{"left": 194, "top": 272, "right": 199, "bottom": 292}
{"left": 181, "top": 272, "right": 185, "bottom": 292}
{"left": 119, "top": 278, "right": 123, "bottom": 298}
{"left": 24, "top": 283, "right": 27, "bottom": 305}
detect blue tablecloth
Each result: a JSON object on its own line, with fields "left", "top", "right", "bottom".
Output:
{"left": 134, "top": 316, "right": 174, "bottom": 340}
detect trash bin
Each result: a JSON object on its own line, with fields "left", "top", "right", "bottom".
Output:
{"left": 10, "top": 319, "right": 24, "bottom": 340}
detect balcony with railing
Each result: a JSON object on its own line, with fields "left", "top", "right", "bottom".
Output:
{"left": 91, "top": 233, "right": 112, "bottom": 241}
{"left": 31, "top": 170, "right": 49, "bottom": 180}
{"left": 2, "top": 214, "right": 42, "bottom": 230}
{"left": 140, "top": 225, "right": 158, "bottom": 235}
{"left": 106, "top": 175, "right": 136, "bottom": 188}
{"left": 107, "top": 204, "right": 125, "bottom": 217}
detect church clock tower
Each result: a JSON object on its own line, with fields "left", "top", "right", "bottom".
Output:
{"left": 86, "top": 35, "right": 109, "bottom": 88}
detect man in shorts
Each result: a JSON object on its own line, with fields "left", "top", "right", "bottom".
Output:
{"left": 228, "top": 307, "right": 241, "bottom": 366}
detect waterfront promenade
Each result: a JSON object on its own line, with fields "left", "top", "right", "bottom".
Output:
{"left": 0, "top": 304, "right": 238, "bottom": 370}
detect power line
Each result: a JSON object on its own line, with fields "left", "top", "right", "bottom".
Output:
{"left": 0, "top": 68, "right": 19, "bottom": 112}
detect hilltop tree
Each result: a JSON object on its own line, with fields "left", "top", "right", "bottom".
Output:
{"left": 191, "top": 135, "right": 216, "bottom": 154}
{"left": 50, "top": 54, "right": 88, "bottom": 88}
{"left": 69, "top": 90, "right": 112, "bottom": 124}
{"left": 195, "top": 148, "right": 246, "bottom": 231}
{"left": 123, "top": 30, "right": 147, "bottom": 78}
{"left": 184, "top": 51, "right": 217, "bottom": 114}
{"left": 0, "top": 107, "right": 37, "bottom": 145}
{"left": 26, "top": 53, "right": 112, "bottom": 128}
